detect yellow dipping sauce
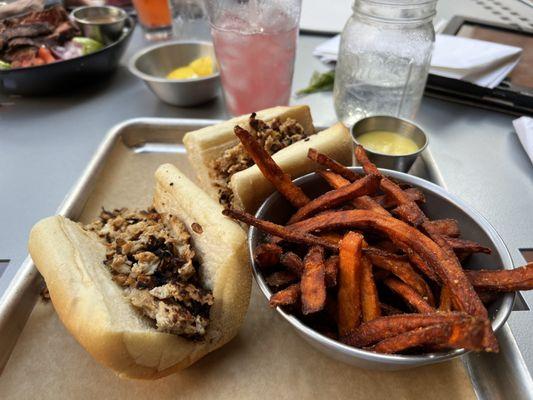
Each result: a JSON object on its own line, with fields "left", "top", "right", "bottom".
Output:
{"left": 356, "top": 131, "right": 419, "bottom": 155}
{"left": 166, "top": 56, "right": 214, "bottom": 80}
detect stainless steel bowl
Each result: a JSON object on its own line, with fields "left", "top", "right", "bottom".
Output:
{"left": 352, "top": 116, "right": 428, "bottom": 173}
{"left": 71, "top": 6, "right": 127, "bottom": 44}
{"left": 249, "top": 168, "right": 515, "bottom": 370}
{"left": 129, "top": 41, "right": 220, "bottom": 107}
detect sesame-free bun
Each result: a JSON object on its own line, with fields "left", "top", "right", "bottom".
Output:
{"left": 28, "top": 165, "right": 251, "bottom": 380}
{"left": 183, "top": 105, "right": 353, "bottom": 212}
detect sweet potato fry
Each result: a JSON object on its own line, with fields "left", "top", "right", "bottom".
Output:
{"left": 342, "top": 312, "right": 480, "bottom": 347}
{"left": 439, "top": 286, "right": 453, "bottom": 311}
{"left": 223, "top": 208, "right": 337, "bottom": 251}
{"left": 286, "top": 209, "right": 496, "bottom": 350}
{"left": 365, "top": 247, "right": 435, "bottom": 306}
{"left": 318, "top": 232, "right": 344, "bottom": 246}
{"left": 372, "top": 315, "right": 487, "bottom": 354}
{"left": 308, "top": 148, "right": 361, "bottom": 182}
{"left": 269, "top": 283, "right": 300, "bottom": 307}
{"left": 380, "top": 178, "right": 427, "bottom": 226}
{"left": 380, "top": 303, "right": 403, "bottom": 316}
{"left": 301, "top": 246, "right": 326, "bottom": 314}
{"left": 444, "top": 236, "right": 492, "bottom": 255}
{"left": 373, "top": 187, "right": 425, "bottom": 209}
{"left": 319, "top": 170, "right": 351, "bottom": 188}
{"left": 280, "top": 252, "right": 304, "bottom": 276}
{"left": 287, "top": 174, "right": 378, "bottom": 224}
{"left": 466, "top": 263, "right": 533, "bottom": 291}
{"left": 254, "top": 243, "right": 283, "bottom": 269}
{"left": 355, "top": 145, "right": 381, "bottom": 176}
{"left": 234, "top": 125, "right": 310, "bottom": 208}
{"left": 265, "top": 271, "right": 298, "bottom": 288}
{"left": 337, "top": 232, "right": 364, "bottom": 336}
{"left": 325, "top": 255, "right": 339, "bottom": 288}
{"left": 352, "top": 196, "right": 391, "bottom": 216}
{"left": 424, "top": 219, "right": 460, "bottom": 238}
{"left": 373, "top": 240, "right": 403, "bottom": 254}
{"left": 319, "top": 171, "right": 389, "bottom": 216}
{"left": 396, "top": 243, "right": 440, "bottom": 283}
{"left": 372, "top": 324, "right": 451, "bottom": 354}
{"left": 373, "top": 269, "right": 391, "bottom": 281}
{"left": 384, "top": 278, "right": 434, "bottom": 313}
{"left": 361, "top": 256, "right": 381, "bottom": 322}
{"left": 422, "top": 219, "right": 497, "bottom": 351}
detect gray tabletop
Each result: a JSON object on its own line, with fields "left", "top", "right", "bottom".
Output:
{"left": 1, "top": 20, "right": 532, "bottom": 378}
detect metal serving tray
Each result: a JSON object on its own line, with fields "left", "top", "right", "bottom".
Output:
{"left": 0, "top": 118, "right": 531, "bottom": 399}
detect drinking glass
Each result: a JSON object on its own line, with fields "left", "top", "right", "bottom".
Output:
{"left": 205, "top": 0, "right": 302, "bottom": 116}
{"left": 169, "top": 0, "right": 210, "bottom": 40}
{"left": 333, "top": 0, "right": 436, "bottom": 127}
{"left": 132, "top": 0, "right": 173, "bottom": 40}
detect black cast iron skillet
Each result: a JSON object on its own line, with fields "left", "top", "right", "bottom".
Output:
{"left": 0, "top": 17, "right": 135, "bottom": 96}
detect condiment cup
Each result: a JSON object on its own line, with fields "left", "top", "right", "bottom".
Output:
{"left": 71, "top": 5, "right": 128, "bottom": 44}
{"left": 351, "top": 116, "right": 428, "bottom": 173}
{"left": 129, "top": 41, "right": 220, "bottom": 107}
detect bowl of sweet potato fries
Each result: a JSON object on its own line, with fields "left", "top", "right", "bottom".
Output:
{"left": 222, "top": 125, "right": 533, "bottom": 370}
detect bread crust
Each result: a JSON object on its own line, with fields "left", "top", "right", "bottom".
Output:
{"left": 28, "top": 165, "right": 251, "bottom": 380}
{"left": 183, "top": 106, "right": 353, "bottom": 211}
{"left": 231, "top": 123, "right": 352, "bottom": 211}
{"left": 183, "top": 105, "right": 315, "bottom": 202}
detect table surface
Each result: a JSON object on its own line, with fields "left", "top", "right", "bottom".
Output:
{"left": 1, "top": 13, "right": 532, "bottom": 377}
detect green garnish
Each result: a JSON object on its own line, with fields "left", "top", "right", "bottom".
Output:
{"left": 73, "top": 37, "right": 104, "bottom": 55}
{"left": 0, "top": 60, "right": 11, "bottom": 70}
{"left": 296, "top": 70, "right": 335, "bottom": 97}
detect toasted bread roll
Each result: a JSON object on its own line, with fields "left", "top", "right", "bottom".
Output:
{"left": 28, "top": 165, "right": 251, "bottom": 380}
{"left": 183, "top": 105, "right": 353, "bottom": 211}
{"left": 231, "top": 123, "right": 352, "bottom": 211}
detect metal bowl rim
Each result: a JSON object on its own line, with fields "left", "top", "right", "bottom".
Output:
{"left": 351, "top": 115, "right": 429, "bottom": 157}
{"left": 71, "top": 5, "right": 128, "bottom": 25}
{"left": 249, "top": 167, "right": 514, "bottom": 366}
{"left": 128, "top": 40, "right": 220, "bottom": 83}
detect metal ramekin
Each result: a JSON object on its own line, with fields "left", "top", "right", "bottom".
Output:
{"left": 71, "top": 5, "right": 127, "bottom": 44}
{"left": 248, "top": 168, "right": 515, "bottom": 370}
{"left": 128, "top": 41, "right": 220, "bottom": 107}
{"left": 352, "top": 116, "right": 428, "bottom": 173}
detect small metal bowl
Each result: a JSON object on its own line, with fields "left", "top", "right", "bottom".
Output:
{"left": 71, "top": 6, "right": 127, "bottom": 44}
{"left": 129, "top": 41, "right": 220, "bottom": 107}
{"left": 352, "top": 116, "right": 428, "bottom": 173}
{"left": 249, "top": 168, "right": 515, "bottom": 370}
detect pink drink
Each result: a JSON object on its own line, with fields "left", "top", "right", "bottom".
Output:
{"left": 211, "top": 13, "right": 298, "bottom": 116}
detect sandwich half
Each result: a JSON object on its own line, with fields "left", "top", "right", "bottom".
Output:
{"left": 183, "top": 105, "right": 353, "bottom": 212}
{"left": 28, "top": 164, "right": 251, "bottom": 379}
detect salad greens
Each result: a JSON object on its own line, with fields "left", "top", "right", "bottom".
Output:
{"left": 296, "top": 70, "right": 335, "bottom": 97}
{"left": 72, "top": 37, "right": 104, "bottom": 55}
{"left": 0, "top": 60, "right": 11, "bottom": 70}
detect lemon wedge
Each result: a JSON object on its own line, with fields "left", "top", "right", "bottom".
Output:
{"left": 190, "top": 56, "right": 213, "bottom": 77}
{"left": 166, "top": 66, "right": 198, "bottom": 80}
{"left": 166, "top": 56, "right": 214, "bottom": 80}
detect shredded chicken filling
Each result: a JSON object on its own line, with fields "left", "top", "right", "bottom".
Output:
{"left": 209, "top": 114, "right": 308, "bottom": 206}
{"left": 86, "top": 208, "right": 213, "bottom": 339}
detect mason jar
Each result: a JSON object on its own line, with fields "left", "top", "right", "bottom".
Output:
{"left": 333, "top": 0, "right": 436, "bottom": 127}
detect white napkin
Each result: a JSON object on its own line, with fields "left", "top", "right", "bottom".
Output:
{"left": 313, "top": 34, "right": 522, "bottom": 89}
{"left": 513, "top": 117, "right": 533, "bottom": 165}
{"left": 430, "top": 34, "right": 521, "bottom": 89}
{"left": 313, "top": 35, "right": 341, "bottom": 64}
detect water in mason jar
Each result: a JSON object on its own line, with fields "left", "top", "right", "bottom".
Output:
{"left": 334, "top": 52, "right": 429, "bottom": 127}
